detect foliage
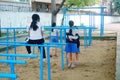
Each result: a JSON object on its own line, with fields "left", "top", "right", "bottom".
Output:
{"left": 112, "top": 0, "right": 120, "bottom": 14}
{"left": 65, "top": 0, "right": 100, "bottom": 8}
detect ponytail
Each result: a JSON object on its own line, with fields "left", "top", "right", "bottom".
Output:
{"left": 30, "top": 14, "right": 40, "bottom": 31}
{"left": 30, "top": 20, "right": 38, "bottom": 31}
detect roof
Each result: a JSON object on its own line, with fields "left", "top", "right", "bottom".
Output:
{"left": 32, "top": 0, "right": 62, "bottom": 4}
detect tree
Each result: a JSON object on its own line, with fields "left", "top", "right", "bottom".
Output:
{"left": 51, "top": 0, "right": 100, "bottom": 25}
{"left": 51, "top": 0, "right": 66, "bottom": 25}
{"left": 112, "top": 0, "right": 120, "bottom": 15}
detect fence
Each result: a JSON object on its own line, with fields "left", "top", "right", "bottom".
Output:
{"left": 0, "top": 4, "right": 32, "bottom": 12}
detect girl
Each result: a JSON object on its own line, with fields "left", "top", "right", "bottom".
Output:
{"left": 26, "top": 14, "right": 46, "bottom": 60}
{"left": 50, "top": 22, "right": 59, "bottom": 57}
{"left": 65, "top": 20, "right": 79, "bottom": 68}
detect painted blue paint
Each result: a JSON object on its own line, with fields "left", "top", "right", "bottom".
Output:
{"left": 61, "top": 6, "right": 106, "bottom": 36}
{"left": 0, "top": 23, "right": 97, "bottom": 80}
{"left": 47, "top": 46, "right": 51, "bottom": 80}
{"left": 0, "top": 73, "right": 17, "bottom": 79}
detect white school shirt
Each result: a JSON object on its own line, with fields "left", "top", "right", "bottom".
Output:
{"left": 29, "top": 22, "right": 44, "bottom": 40}
{"left": 51, "top": 29, "right": 59, "bottom": 36}
{"left": 66, "top": 28, "right": 79, "bottom": 39}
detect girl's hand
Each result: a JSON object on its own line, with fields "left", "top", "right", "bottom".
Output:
{"left": 69, "top": 38, "right": 73, "bottom": 41}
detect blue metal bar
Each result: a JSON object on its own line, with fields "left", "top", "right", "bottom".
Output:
{"left": 100, "top": 7, "right": 105, "bottom": 36}
{"left": 61, "top": 45, "right": 64, "bottom": 70}
{"left": 10, "top": 56, "right": 16, "bottom": 80}
{"left": 0, "top": 60, "right": 26, "bottom": 64}
{"left": 39, "top": 46, "right": 43, "bottom": 80}
{"left": 88, "top": 28, "right": 92, "bottom": 45}
{"left": 6, "top": 29, "right": 9, "bottom": 61}
{"left": 84, "top": 29, "right": 87, "bottom": 48}
{"left": 47, "top": 46, "right": 51, "bottom": 80}
{"left": 0, "top": 73, "right": 17, "bottom": 79}
{"left": 13, "top": 29, "right": 16, "bottom": 60}
{"left": 0, "top": 53, "right": 38, "bottom": 58}
{"left": 1, "top": 27, "right": 26, "bottom": 29}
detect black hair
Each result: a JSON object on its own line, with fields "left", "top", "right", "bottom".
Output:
{"left": 69, "top": 20, "right": 74, "bottom": 27}
{"left": 68, "top": 20, "right": 74, "bottom": 35}
{"left": 51, "top": 22, "right": 56, "bottom": 32}
{"left": 30, "top": 14, "right": 40, "bottom": 31}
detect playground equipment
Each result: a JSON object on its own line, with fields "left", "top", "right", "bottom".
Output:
{"left": 0, "top": 27, "right": 65, "bottom": 80}
{"left": 44, "top": 25, "right": 96, "bottom": 48}
{"left": 0, "top": 6, "right": 106, "bottom": 79}
{"left": 0, "top": 42, "right": 64, "bottom": 80}
{"left": 61, "top": 6, "right": 106, "bottom": 36}
{"left": 0, "top": 53, "right": 37, "bottom": 80}
{"left": 0, "top": 25, "right": 97, "bottom": 80}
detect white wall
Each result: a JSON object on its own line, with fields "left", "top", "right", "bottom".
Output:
{"left": 0, "top": 12, "right": 52, "bottom": 28}
{"left": 0, "top": 11, "right": 120, "bottom": 28}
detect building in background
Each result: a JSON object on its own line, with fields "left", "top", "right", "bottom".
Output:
{"left": 0, "top": 0, "right": 62, "bottom": 12}
{"left": 0, "top": 0, "right": 31, "bottom": 12}
{"left": 100, "top": 0, "right": 112, "bottom": 15}
{"left": 31, "top": 0, "right": 61, "bottom": 12}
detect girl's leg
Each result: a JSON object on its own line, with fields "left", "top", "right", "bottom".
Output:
{"left": 43, "top": 47, "right": 46, "bottom": 58}
{"left": 76, "top": 52, "right": 79, "bottom": 61}
{"left": 72, "top": 53, "right": 75, "bottom": 64}
{"left": 67, "top": 53, "right": 72, "bottom": 67}
{"left": 37, "top": 39, "right": 46, "bottom": 59}
{"left": 26, "top": 40, "right": 32, "bottom": 54}
{"left": 71, "top": 53, "right": 76, "bottom": 68}
{"left": 26, "top": 46, "right": 31, "bottom": 54}
{"left": 38, "top": 46, "right": 46, "bottom": 59}
{"left": 70, "top": 53, "right": 72, "bottom": 60}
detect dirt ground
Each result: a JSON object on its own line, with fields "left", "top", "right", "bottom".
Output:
{"left": 0, "top": 32, "right": 116, "bottom": 80}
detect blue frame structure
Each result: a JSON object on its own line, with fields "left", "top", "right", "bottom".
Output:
{"left": 0, "top": 28, "right": 65, "bottom": 80}
{"left": 61, "top": 6, "right": 106, "bottom": 36}
{"left": 0, "top": 8, "right": 105, "bottom": 79}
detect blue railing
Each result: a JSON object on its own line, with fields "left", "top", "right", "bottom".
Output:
{"left": 0, "top": 25, "right": 96, "bottom": 80}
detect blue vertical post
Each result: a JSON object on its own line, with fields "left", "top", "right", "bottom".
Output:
{"left": 88, "top": 12, "right": 92, "bottom": 46}
{"left": 39, "top": 46, "right": 43, "bottom": 80}
{"left": 13, "top": 29, "right": 16, "bottom": 60}
{"left": 60, "top": 29, "right": 64, "bottom": 70}
{"left": 84, "top": 28, "right": 87, "bottom": 48}
{"left": 61, "top": 45, "right": 64, "bottom": 70}
{"left": 6, "top": 29, "right": 9, "bottom": 60}
{"left": 100, "top": 7, "right": 104, "bottom": 36}
{"left": 88, "top": 28, "right": 92, "bottom": 45}
{"left": 10, "top": 56, "right": 15, "bottom": 80}
{"left": 47, "top": 46, "right": 51, "bottom": 80}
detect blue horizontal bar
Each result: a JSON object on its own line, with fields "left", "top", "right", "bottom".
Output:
{"left": 0, "top": 42, "right": 66, "bottom": 47}
{"left": 0, "top": 53, "right": 38, "bottom": 58}
{"left": 0, "top": 60, "right": 26, "bottom": 64}
{"left": 0, "top": 27, "right": 26, "bottom": 29}
{"left": 64, "top": 13, "right": 107, "bottom": 16}
{"left": 0, "top": 73, "right": 17, "bottom": 78}
{"left": 44, "top": 26, "right": 97, "bottom": 29}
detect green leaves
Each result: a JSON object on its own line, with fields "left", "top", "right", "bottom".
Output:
{"left": 112, "top": 0, "right": 120, "bottom": 14}
{"left": 65, "top": 0, "right": 99, "bottom": 8}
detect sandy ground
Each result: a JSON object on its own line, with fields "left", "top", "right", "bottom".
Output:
{"left": 0, "top": 32, "right": 116, "bottom": 80}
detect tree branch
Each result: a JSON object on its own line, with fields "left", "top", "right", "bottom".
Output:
{"left": 54, "top": 0, "right": 66, "bottom": 15}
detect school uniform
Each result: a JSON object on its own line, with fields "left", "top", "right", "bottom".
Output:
{"left": 50, "top": 29, "right": 59, "bottom": 43}
{"left": 65, "top": 29, "right": 79, "bottom": 53}
{"left": 26, "top": 22, "right": 46, "bottom": 58}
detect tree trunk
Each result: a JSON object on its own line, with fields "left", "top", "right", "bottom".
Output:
{"left": 51, "top": 0, "right": 66, "bottom": 25}
{"left": 51, "top": 0, "right": 57, "bottom": 25}
{"left": 52, "top": 14, "right": 57, "bottom": 24}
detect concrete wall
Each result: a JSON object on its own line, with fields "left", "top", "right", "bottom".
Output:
{"left": 0, "top": 12, "right": 120, "bottom": 28}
